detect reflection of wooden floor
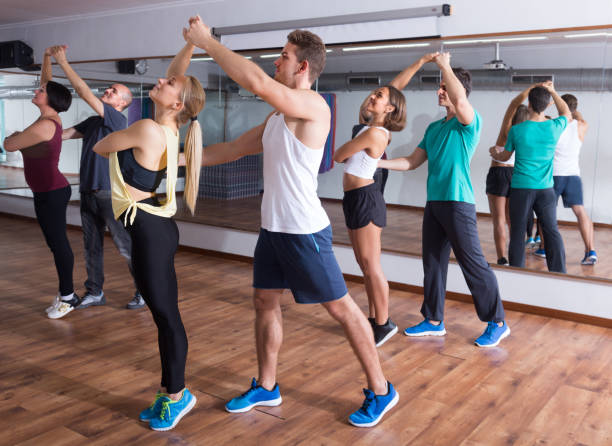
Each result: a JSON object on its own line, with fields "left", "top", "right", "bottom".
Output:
{"left": 174, "top": 195, "right": 612, "bottom": 280}
{"left": 0, "top": 165, "right": 79, "bottom": 190}
{"left": 2, "top": 214, "right": 611, "bottom": 445}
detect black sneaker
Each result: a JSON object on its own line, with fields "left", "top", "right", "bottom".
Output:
{"left": 368, "top": 317, "right": 375, "bottom": 329}
{"left": 497, "top": 257, "right": 509, "bottom": 266}
{"left": 373, "top": 319, "right": 398, "bottom": 347}
{"left": 126, "top": 292, "right": 145, "bottom": 309}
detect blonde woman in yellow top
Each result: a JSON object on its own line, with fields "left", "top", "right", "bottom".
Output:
{"left": 93, "top": 40, "right": 205, "bottom": 431}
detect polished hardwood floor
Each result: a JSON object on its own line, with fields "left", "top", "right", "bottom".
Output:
{"left": 1, "top": 215, "right": 610, "bottom": 445}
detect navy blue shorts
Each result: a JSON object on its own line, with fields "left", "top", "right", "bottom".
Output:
{"left": 553, "top": 175, "right": 583, "bottom": 207}
{"left": 253, "top": 225, "right": 348, "bottom": 304}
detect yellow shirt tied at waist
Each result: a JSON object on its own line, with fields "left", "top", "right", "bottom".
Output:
{"left": 109, "top": 124, "right": 179, "bottom": 225}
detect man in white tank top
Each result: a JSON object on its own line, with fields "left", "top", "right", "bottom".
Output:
{"left": 553, "top": 94, "right": 597, "bottom": 265}
{"left": 184, "top": 16, "right": 397, "bottom": 427}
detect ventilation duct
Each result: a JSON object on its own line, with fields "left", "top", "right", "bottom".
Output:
{"left": 0, "top": 85, "right": 151, "bottom": 100}
{"left": 346, "top": 75, "right": 381, "bottom": 91}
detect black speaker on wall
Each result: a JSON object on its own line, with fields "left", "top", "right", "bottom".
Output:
{"left": 116, "top": 59, "right": 136, "bottom": 74}
{"left": 0, "top": 40, "right": 34, "bottom": 69}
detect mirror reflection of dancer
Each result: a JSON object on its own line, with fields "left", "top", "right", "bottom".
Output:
{"left": 333, "top": 85, "right": 406, "bottom": 347}
{"left": 491, "top": 81, "right": 570, "bottom": 273}
{"left": 94, "top": 42, "right": 205, "bottom": 431}
{"left": 49, "top": 45, "right": 144, "bottom": 311}
{"left": 380, "top": 53, "right": 509, "bottom": 348}
{"left": 486, "top": 86, "right": 531, "bottom": 266}
{"left": 184, "top": 16, "right": 398, "bottom": 427}
{"left": 3, "top": 48, "right": 78, "bottom": 318}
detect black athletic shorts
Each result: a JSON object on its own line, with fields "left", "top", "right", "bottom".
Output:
{"left": 342, "top": 182, "right": 386, "bottom": 230}
{"left": 486, "top": 166, "right": 513, "bottom": 197}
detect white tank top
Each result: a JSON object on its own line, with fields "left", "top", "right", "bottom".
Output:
{"left": 554, "top": 119, "right": 581, "bottom": 176}
{"left": 343, "top": 126, "right": 389, "bottom": 179}
{"left": 260, "top": 113, "right": 330, "bottom": 234}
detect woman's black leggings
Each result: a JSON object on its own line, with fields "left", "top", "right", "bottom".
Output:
{"left": 33, "top": 185, "right": 74, "bottom": 296}
{"left": 123, "top": 203, "right": 187, "bottom": 394}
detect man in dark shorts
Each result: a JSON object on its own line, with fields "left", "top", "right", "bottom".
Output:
{"left": 49, "top": 46, "right": 143, "bottom": 309}
{"left": 380, "top": 52, "right": 509, "bottom": 348}
{"left": 184, "top": 17, "right": 398, "bottom": 427}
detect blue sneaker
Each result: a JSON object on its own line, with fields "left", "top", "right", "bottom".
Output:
{"left": 525, "top": 237, "right": 536, "bottom": 248}
{"left": 581, "top": 250, "right": 597, "bottom": 265}
{"left": 149, "top": 389, "right": 196, "bottom": 431}
{"left": 403, "top": 319, "right": 446, "bottom": 337}
{"left": 225, "top": 378, "right": 282, "bottom": 413}
{"left": 139, "top": 392, "right": 167, "bottom": 422}
{"left": 349, "top": 381, "right": 399, "bottom": 427}
{"left": 534, "top": 249, "right": 546, "bottom": 258}
{"left": 474, "top": 321, "right": 510, "bottom": 348}
{"left": 534, "top": 235, "right": 541, "bottom": 244}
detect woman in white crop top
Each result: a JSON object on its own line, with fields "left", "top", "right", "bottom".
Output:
{"left": 486, "top": 85, "right": 531, "bottom": 266}
{"left": 333, "top": 85, "right": 406, "bottom": 347}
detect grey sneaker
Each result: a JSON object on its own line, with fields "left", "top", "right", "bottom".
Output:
{"left": 77, "top": 292, "right": 106, "bottom": 309}
{"left": 126, "top": 293, "right": 145, "bottom": 310}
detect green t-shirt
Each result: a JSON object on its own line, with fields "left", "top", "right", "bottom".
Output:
{"left": 505, "top": 116, "right": 568, "bottom": 189}
{"left": 419, "top": 111, "right": 481, "bottom": 204}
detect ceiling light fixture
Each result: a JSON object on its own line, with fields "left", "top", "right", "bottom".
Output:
{"left": 443, "top": 36, "right": 547, "bottom": 45}
{"left": 563, "top": 32, "right": 612, "bottom": 39}
{"left": 342, "top": 42, "right": 430, "bottom": 52}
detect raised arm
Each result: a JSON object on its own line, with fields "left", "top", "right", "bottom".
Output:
{"left": 435, "top": 52, "right": 474, "bottom": 125}
{"left": 40, "top": 47, "right": 53, "bottom": 86}
{"left": 201, "top": 120, "right": 266, "bottom": 166}
{"left": 543, "top": 81, "right": 571, "bottom": 120}
{"left": 378, "top": 147, "right": 427, "bottom": 171}
{"left": 495, "top": 85, "right": 532, "bottom": 146}
{"left": 389, "top": 53, "right": 438, "bottom": 90}
{"left": 334, "top": 127, "right": 388, "bottom": 163}
{"left": 93, "top": 119, "right": 161, "bottom": 158}
{"left": 167, "top": 42, "right": 195, "bottom": 78}
{"left": 183, "top": 16, "right": 328, "bottom": 121}
{"left": 62, "top": 127, "right": 84, "bottom": 140}
{"left": 573, "top": 110, "right": 589, "bottom": 141}
{"left": 51, "top": 45, "right": 104, "bottom": 117}
{"left": 3, "top": 120, "right": 56, "bottom": 152}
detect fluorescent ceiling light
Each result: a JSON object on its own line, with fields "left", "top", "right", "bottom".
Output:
{"left": 564, "top": 32, "right": 612, "bottom": 39}
{"left": 443, "top": 36, "right": 547, "bottom": 45}
{"left": 192, "top": 56, "right": 252, "bottom": 61}
{"left": 342, "top": 42, "right": 430, "bottom": 52}
{"left": 260, "top": 53, "right": 280, "bottom": 59}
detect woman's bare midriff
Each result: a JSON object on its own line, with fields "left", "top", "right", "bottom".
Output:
{"left": 490, "top": 160, "right": 513, "bottom": 168}
{"left": 343, "top": 172, "right": 374, "bottom": 192}
{"left": 125, "top": 183, "right": 155, "bottom": 203}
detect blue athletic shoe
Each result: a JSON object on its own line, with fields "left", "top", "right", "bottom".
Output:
{"left": 534, "top": 235, "right": 541, "bottom": 244}
{"left": 534, "top": 248, "right": 546, "bottom": 258}
{"left": 149, "top": 389, "right": 196, "bottom": 431}
{"left": 474, "top": 321, "right": 510, "bottom": 348}
{"left": 403, "top": 319, "right": 446, "bottom": 337}
{"left": 349, "top": 381, "right": 399, "bottom": 427}
{"left": 225, "top": 378, "right": 282, "bottom": 413}
{"left": 139, "top": 392, "right": 167, "bottom": 422}
{"left": 581, "top": 250, "right": 598, "bottom": 265}
{"left": 525, "top": 237, "right": 536, "bottom": 248}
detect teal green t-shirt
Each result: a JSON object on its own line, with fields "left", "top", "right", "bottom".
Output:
{"left": 418, "top": 111, "right": 481, "bottom": 204}
{"left": 505, "top": 116, "right": 568, "bottom": 189}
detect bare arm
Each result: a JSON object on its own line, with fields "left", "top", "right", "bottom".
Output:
{"left": 51, "top": 45, "right": 104, "bottom": 117}
{"left": 573, "top": 110, "right": 588, "bottom": 141}
{"left": 489, "top": 146, "right": 513, "bottom": 162}
{"left": 435, "top": 52, "right": 474, "bottom": 125}
{"left": 542, "top": 81, "right": 571, "bottom": 120}
{"left": 389, "top": 53, "right": 438, "bottom": 90}
{"left": 378, "top": 147, "right": 427, "bottom": 171}
{"left": 167, "top": 42, "right": 195, "bottom": 77}
{"left": 495, "top": 85, "right": 532, "bottom": 146}
{"left": 184, "top": 16, "right": 328, "bottom": 121}
{"left": 202, "top": 121, "right": 266, "bottom": 166}
{"left": 40, "top": 48, "right": 53, "bottom": 86}
{"left": 3, "top": 120, "right": 56, "bottom": 152}
{"left": 93, "top": 119, "right": 160, "bottom": 158}
{"left": 62, "top": 127, "right": 83, "bottom": 140}
{"left": 334, "top": 128, "right": 388, "bottom": 163}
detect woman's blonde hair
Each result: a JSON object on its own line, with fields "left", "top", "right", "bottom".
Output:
{"left": 178, "top": 75, "right": 206, "bottom": 215}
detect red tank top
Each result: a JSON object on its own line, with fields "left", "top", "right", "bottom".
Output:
{"left": 21, "top": 119, "right": 69, "bottom": 193}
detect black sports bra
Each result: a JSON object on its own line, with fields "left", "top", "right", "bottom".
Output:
{"left": 117, "top": 148, "right": 166, "bottom": 193}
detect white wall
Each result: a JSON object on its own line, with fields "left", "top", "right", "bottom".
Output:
{"left": 0, "top": 1, "right": 611, "bottom": 62}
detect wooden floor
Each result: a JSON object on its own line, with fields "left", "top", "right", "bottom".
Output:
{"left": 1, "top": 215, "right": 610, "bottom": 445}
{"left": 173, "top": 195, "right": 612, "bottom": 280}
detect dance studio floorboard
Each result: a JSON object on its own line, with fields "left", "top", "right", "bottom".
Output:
{"left": 1, "top": 214, "right": 610, "bottom": 445}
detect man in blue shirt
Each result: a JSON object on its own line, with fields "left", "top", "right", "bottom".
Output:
{"left": 49, "top": 46, "right": 143, "bottom": 310}
{"left": 380, "top": 52, "right": 508, "bottom": 348}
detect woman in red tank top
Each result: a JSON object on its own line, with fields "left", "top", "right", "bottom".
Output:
{"left": 3, "top": 46, "right": 79, "bottom": 319}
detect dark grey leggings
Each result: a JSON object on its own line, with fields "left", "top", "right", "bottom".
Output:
{"left": 509, "top": 188, "right": 566, "bottom": 273}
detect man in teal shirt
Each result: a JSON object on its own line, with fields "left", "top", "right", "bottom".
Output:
{"left": 380, "top": 52, "right": 508, "bottom": 348}
{"left": 492, "top": 81, "right": 570, "bottom": 272}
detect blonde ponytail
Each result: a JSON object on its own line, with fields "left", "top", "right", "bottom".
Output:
{"left": 177, "top": 75, "right": 206, "bottom": 215}
{"left": 184, "top": 119, "right": 202, "bottom": 215}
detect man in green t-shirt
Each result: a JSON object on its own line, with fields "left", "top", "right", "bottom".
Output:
{"left": 380, "top": 52, "right": 508, "bottom": 348}
{"left": 491, "top": 81, "right": 570, "bottom": 273}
